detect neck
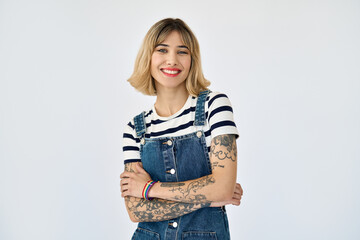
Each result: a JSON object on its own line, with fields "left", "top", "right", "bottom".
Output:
{"left": 154, "top": 87, "right": 189, "bottom": 117}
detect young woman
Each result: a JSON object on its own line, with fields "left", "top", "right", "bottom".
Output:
{"left": 120, "top": 18, "right": 243, "bottom": 240}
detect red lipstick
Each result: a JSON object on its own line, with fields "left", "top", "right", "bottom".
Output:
{"left": 161, "top": 68, "right": 182, "bottom": 77}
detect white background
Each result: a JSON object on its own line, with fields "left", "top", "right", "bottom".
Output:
{"left": 1, "top": 0, "right": 359, "bottom": 239}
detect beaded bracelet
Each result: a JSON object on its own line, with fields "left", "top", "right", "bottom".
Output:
{"left": 142, "top": 180, "right": 158, "bottom": 200}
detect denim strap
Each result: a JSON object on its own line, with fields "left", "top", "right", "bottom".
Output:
{"left": 194, "top": 90, "right": 210, "bottom": 126}
{"left": 133, "top": 111, "right": 146, "bottom": 138}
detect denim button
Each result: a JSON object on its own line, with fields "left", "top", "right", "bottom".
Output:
{"left": 167, "top": 140, "right": 172, "bottom": 146}
{"left": 196, "top": 131, "right": 202, "bottom": 138}
{"left": 172, "top": 222, "right": 178, "bottom": 228}
{"left": 170, "top": 169, "right": 175, "bottom": 174}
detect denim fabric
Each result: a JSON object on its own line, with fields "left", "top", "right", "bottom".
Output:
{"left": 132, "top": 91, "right": 230, "bottom": 240}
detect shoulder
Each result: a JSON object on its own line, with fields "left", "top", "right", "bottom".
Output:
{"left": 205, "top": 90, "right": 239, "bottom": 139}
{"left": 123, "top": 108, "right": 153, "bottom": 137}
{"left": 206, "top": 91, "right": 234, "bottom": 111}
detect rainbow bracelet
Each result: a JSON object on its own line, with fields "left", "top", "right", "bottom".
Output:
{"left": 142, "top": 180, "right": 157, "bottom": 200}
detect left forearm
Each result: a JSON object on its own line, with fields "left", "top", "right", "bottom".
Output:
{"left": 148, "top": 172, "right": 236, "bottom": 203}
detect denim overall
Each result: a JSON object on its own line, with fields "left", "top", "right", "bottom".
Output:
{"left": 132, "top": 90, "right": 230, "bottom": 240}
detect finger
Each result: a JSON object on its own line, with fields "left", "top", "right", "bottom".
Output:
{"left": 121, "top": 189, "right": 128, "bottom": 197}
{"left": 120, "top": 172, "right": 132, "bottom": 179}
{"left": 135, "top": 163, "right": 142, "bottom": 172}
{"left": 120, "top": 184, "right": 128, "bottom": 193}
{"left": 120, "top": 179, "right": 129, "bottom": 186}
{"left": 233, "top": 192, "right": 241, "bottom": 198}
{"left": 232, "top": 192, "right": 242, "bottom": 202}
{"left": 120, "top": 179, "right": 129, "bottom": 187}
{"left": 232, "top": 195, "right": 241, "bottom": 202}
{"left": 122, "top": 189, "right": 131, "bottom": 197}
{"left": 121, "top": 182, "right": 128, "bottom": 187}
{"left": 230, "top": 198, "right": 240, "bottom": 206}
{"left": 232, "top": 193, "right": 242, "bottom": 201}
{"left": 234, "top": 189, "right": 241, "bottom": 196}
{"left": 235, "top": 184, "right": 243, "bottom": 195}
{"left": 135, "top": 163, "right": 146, "bottom": 173}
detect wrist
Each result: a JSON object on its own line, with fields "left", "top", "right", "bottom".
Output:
{"left": 142, "top": 180, "right": 158, "bottom": 200}
{"left": 147, "top": 181, "right": 159, "bottom": 199}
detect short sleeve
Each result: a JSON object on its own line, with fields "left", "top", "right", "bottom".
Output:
{"left": 207, "top": 92, "right": 239, "bottom": 139}
{"left": 122, "top": 120, "right": 141, "bottom": 164}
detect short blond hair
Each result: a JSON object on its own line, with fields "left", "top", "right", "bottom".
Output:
{"left": 127, "top": 18, "right": 210, "bottom": 96}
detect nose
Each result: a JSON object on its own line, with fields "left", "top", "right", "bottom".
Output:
{"left": 166, "top": 51, "right": 178, "bottom": 66}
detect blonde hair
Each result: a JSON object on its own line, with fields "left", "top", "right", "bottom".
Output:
{"left": 127, "top": 18, "right": 210, "bottom": 96}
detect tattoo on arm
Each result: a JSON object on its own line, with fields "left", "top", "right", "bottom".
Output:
{"left": 211, "top": 161, "right": 225, "bottom": 170}
{"left": 124, "top": 163, "right": 135, "bottom": 172}
{"left": 210, "top": 134, "right": 237, "bottom": 163}
{"left": 123, "top": 162, "right": 210, "bottom": 222}
{"left": 160, "top": 175, "right": 215, "bottom": 203}
{"left": 125, "top": 196, "right": 210, "bottom": 222}
{"left": 160, "top": 182, "right": 185, "bottom": 187}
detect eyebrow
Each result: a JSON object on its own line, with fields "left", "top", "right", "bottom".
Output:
{"left": 155, "top": 43, "right": 189, "bottom": 49}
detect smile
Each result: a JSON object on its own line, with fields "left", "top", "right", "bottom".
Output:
{"left": 161, "top": 68, "right": 181, "bottom": 77}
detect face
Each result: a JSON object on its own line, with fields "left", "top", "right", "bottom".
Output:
{"left": 150, "top": 31, "right": 191, "bottom": 93}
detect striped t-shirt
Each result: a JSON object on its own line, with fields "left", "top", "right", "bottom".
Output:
{"left": 122, "top": 91, "right": 239, "bottom": 164}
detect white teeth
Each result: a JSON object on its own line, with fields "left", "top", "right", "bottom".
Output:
{"left": 162, "top": 69, "right": 180, "bottom": 74}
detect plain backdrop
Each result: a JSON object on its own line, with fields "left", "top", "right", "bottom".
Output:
{"left": 0, "top": 0, "right": 359, "bottom": 239}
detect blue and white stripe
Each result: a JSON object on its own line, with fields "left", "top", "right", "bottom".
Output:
{"left": 122, "top": 91, "right": 239, "bottom": 164}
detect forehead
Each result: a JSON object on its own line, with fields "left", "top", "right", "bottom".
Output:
{"left": 159, "top": 31, "right": 186, "bottom": 45}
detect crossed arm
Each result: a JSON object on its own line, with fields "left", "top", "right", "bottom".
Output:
{"left": 121, "top": 134, "right": 242, "bottom": 222}
{"left": 123, "top": 162, "right": 211, "bottom": 222}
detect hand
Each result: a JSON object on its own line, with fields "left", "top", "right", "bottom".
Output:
{"left": 120, "top": 162, "right": 152, "bottom": 198}
{"left": 210, "top": 183, "right": 243, "bottom": 207}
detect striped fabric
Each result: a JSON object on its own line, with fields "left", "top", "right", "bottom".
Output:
{"left": 122, "top": 91, "right": 239, "bottom": 164}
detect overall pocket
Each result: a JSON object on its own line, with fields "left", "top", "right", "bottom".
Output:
{"left": 131, "top": 227, "right": 160, "bottom": 240}
{"left": 182, "top": 231, "right": 218, "bottom": 240}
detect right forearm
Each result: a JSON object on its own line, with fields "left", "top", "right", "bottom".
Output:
{"left": 125, "top": 196, "right": 210, "bottom": 222}
{"left": 122, "top": 162, "right": 210, "bottom": 222}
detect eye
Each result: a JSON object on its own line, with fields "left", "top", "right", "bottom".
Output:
{"left": 178, "top": 50, "right": 189, "bottom": 55}
{"left": 157, "top": 48, "right": 167, "bottom": 53}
